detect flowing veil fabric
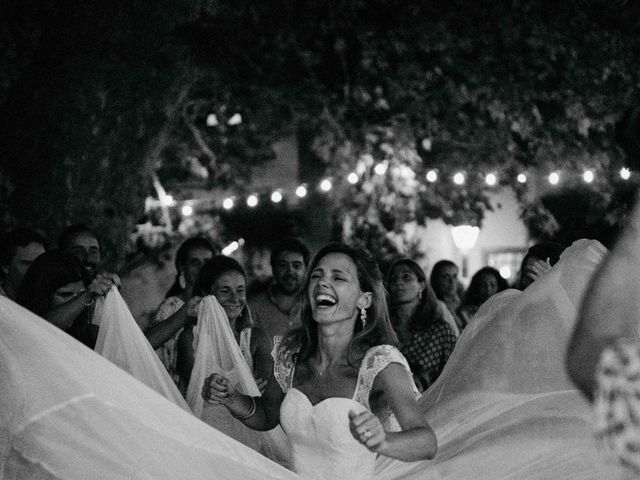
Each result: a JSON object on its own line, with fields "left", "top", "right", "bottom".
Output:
{"left": 92, "top": 287, "right": 189, "bottom": 410}
{"left": 186, "top": 296, "right": 291, "bottom": 465}
{"left": 0, "top": 297, "right": 297, "bottom": 480}
{"left": 0, "top": 239, "right": 628, "bottom": 479}
{"left": 375, "top": 239, "right": 626, "bottom": 479}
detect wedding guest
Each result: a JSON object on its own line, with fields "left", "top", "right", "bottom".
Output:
{"left": 457, "top": 266, "right": 508, "bottom": 330}
{"left": 0, "top": 228, "right": 47, "bottom": 300}
{"left": 17, "top": 249, "right": 115, "bottom": 348}
{"left": 177, "top": 255, "right": 272, "bottom": 395}
{"left": 518, "top": 242, "right": 564, "bottom": 290}
{"left": 429, "top": 260, "right": 462, "bottom": 318}
{"left": 145, "top": 237, "right": 215, "bottom": 384}
{"left": 387, "top": 258, "right": 457, "bottom": 391}
{"left": 202, "top": 243, "right": 437, "bottom": 480}
{"left": 248, "top": 237, "right": 309, "bottom": 342}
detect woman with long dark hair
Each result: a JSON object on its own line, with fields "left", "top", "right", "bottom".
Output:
{"left": 201, "top": 243, "right": 437, "bottom": 480}
{"left": 457, "top": 266, "right": 508, "bottom": 330}
{"left": 386, "top": 258, "right": 458, "bottom": 392}
{"left": 17, "top": 249, "right": 114, "bottom": 348}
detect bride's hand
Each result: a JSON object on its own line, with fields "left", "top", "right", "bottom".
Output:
{"left": 202, "top": 373, "right": 237, "bottom": 405}
{"left": 349, "top": 410, "right": 387, "bottom": 453}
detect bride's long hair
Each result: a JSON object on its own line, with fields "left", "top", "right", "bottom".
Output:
{"left": 281, "top": 242, "right": 398, "bottom": 366}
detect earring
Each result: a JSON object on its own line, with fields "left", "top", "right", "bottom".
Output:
{"left": 360, "top": 307, "right": 367, "bottom": 329}
{"left": 179, "top": 273, "right": 186, "bottom": 289}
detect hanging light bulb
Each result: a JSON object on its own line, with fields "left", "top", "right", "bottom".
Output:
{"left": 181, "top": 205, "right": 193, "bottom": 217}
{"left": 221, "top": 241, "right": 239, "bottom": 256}
{"left": 320, "top": 179, "right": 332, "bottom": 192}
{"left": 206, "top": 113, "right": 219, "bottom": 127}
{"left": 583, "top": 170, "right": 594, "bottom": 183}
{"left": 347, "top": 172, "right": 359, "bottom": 184}
{"left": 296, "top": 185, "right": 308, "bottom": 198}
{"left": 517, "top": 173, "right": 527, "bottom": 183}
{"left": 548, "top": 172, "right": 560, "bottom": 185}
{"left": 485, "top": 173, "right": 497, "bottom": 186}
{"left": 223, "top": 197, "right": 234, "bottom": 210}
{"left": 426, "top": 170, "right": 437, "bottom": 182}
{"left": 246, "top": 194, "right": 258, "bottom": 207}
{"left": 374, "top": 162, "right": 388, "bottom": 175}
{"left": 620, "top": 167, "right": 631, "bottom": 180}
{"left": 453, "top": 172, "right": 465, "bottom": 185}
{"left": 227, "top": 113, "right": 242, "bottom": 126}
{"left": 270, "top": 191, "right": 283, "bottom": 203}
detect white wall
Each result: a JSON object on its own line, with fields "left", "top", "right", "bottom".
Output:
{"left": 415, "top": 187, "right": 529, "bottom": 285}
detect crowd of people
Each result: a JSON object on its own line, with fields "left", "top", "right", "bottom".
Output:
{"left": 0, "top": 220, "right": 632, "bottom": 478}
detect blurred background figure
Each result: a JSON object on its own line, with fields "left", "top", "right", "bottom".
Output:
{"left": 429, "top": 259, "right": 462, "bottom": 323}
{"left": 249, "top": 237, "right": 309, "bottom": 342}
{"left": 387, "top": 258, "right": 458, "bottom": 392}
{"left": 518, "top": 242, "right": 564, "bottom": 290}
{"left": 17, "top": 249, "right": 114, "bottom": 348}
{"left": 457, "top": 266, "right": 509, "bottom": 331}
{"left": 0, "top": 228, "right": 47, "bottom": 300}
{"left": 58, "top": 224, "right": 103, "bottom": 278}
{"left": 145, "top": 236, "right": 216, "bottom": 385}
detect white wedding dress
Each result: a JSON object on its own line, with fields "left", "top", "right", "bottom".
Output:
{"left": 276, "top": 345, "right": 417, "bottom": 480}
{"left": 0, "top": 239, "right": 629, "bottom": 479}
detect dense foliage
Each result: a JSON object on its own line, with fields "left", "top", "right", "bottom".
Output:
{"left": 1, "top": 0, "right": 639, "bottom": 266}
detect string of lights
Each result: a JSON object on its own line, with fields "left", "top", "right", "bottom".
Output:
{"left": 147, "top": 163, "right": 634, "bottom": 217}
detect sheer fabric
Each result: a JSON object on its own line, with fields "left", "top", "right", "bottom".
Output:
{"left": 0, "top": 239, "right": 627, "bottom": 479}
{"left": 185, "top": 295, "right": 264, "bottom": 451}
{"left": 92, "top": 287, "right": 189, "bottom": 410}
{"left": 0, "top": 297, "right": 296, "bottom": 480}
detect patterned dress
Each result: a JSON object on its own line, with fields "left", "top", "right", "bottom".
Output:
{"left": 149, "top": 296, "right": 184, "bottom": 385}
{"left": 399, "top": 319, "right": 457, "bottom": 392}
{"left": 594, "top": 339, "right": 640, "bottom": 474}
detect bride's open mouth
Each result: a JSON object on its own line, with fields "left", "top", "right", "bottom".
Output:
{"left": 315, "top": 293, "right": 337, "bottom": 308}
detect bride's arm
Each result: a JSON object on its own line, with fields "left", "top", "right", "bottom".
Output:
{"left": 350, "top": 363, "right": 437, "bottom": 461}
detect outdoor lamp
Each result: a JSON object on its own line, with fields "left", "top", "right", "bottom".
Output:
{"left": 451, "top": 225, "right": 480, "bottom": 277}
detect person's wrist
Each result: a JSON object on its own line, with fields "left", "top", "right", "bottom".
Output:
{"left": 81, "top": 290, "right": 96, "bottom": 306}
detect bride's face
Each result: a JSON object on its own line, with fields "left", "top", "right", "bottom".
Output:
{"left": 308, "top": 252, "right": 366, "bottom": 326}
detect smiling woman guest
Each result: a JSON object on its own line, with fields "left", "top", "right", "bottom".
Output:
{"left": 176, "top": 255, "right": 273, "bottom": 396}
{"left": 202, "top": 243, "right": 436, "bottom": 480}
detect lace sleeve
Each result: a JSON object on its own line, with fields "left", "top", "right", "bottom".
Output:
{"left": 353, "top": 344, "right": 418, "bottom": 409}
{"left": 151, "top": 297, "right": 184, "bottom": 324}
{"left": 271, "top": 336, "right": 296, "bottom": 392}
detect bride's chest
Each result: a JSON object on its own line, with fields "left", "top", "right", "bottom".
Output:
{"left": 292, "top": 365, "right": 359, "bottom": 405}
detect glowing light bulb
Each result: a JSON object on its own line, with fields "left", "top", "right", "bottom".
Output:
{"left": 426, "top": 170, "right": 437, "bottom": 182}
{"left": 296, "top": 185, "right": 308, "bottom": 198}
{"left": 485, "top": 173, "right": 497, "bottom": 186}
{"left": 583, "top": 170, "right": 594, "bottom": 183}
{"left": 270, "top": 191, "right": 282, "bottom": 203}
{"left": 206, "top": 113, "right": 219, "bottom": 127}
{"left": 320, "top": 179, "right": 332, "bottom": 192}
{"left": 181, "top": 205, "right": 193, "bottom": 216}
{"left": 517, "top": 173, "right": 527, "bottom": 183}
{"left": 221, "top": 241, "right": 239, "bottom": 256}
{"left": 223, "top": 197, "right": 234, "bottom": 210}
{"left": 160, "top": 194, "right": 174, "bottom": 207}
{"left": 374, "top": 162, "right": 388, "bottom": 175}
{"left": 548, "top": 172, "right": 560, "bottom": 185}
{"left": 347, "top": 172, "right": 359, "bottom": 184}
{"left": 499, "top": 266, "right": 512, "bottom": 279}
{"left": 246, "top": 194, "right": 258, "bottom": 207}
{"left": 620, "top": 167, "right": 631, "bottom": 180}
{"left": 227, "top": 113, "right": 242, "bottom": 126}
{"left": 453, "top": 172, "right": 465, "bottom": 185}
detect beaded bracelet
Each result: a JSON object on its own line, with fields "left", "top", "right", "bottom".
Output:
{"left": 231, "top": 397, "right": 256, "bottom": 420}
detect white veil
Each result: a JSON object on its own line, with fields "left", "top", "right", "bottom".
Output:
{"left": 376, "top": 239, "right": 626, "bottom": 479}
{"left": 0, "top": 239, "right": 627, "bottom": 479}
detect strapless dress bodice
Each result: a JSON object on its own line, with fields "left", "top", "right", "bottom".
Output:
{"left": 280, "top": 388, "right": 376, "bottom": 480}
